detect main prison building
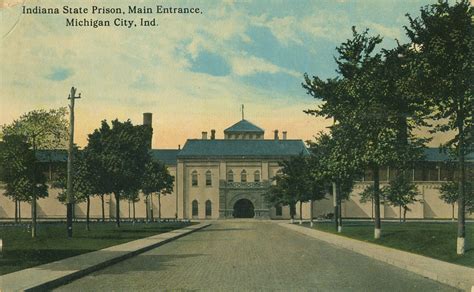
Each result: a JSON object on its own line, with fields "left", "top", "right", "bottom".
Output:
{"left": 0, "top": 113, "right": 472, "bottom": 221}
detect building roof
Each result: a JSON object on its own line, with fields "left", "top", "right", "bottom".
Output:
{"left": 36, "top": 149, "right": 68, "bottom": 162}
{"left": 423, "top": 148, "right": 474, "bottom": 162}
{"left": 34, "top": 147, "right": 473, "bottom": 163}
{"left": 224, "top": 119, "right": 264, "bottom": 133}
{"left": 150, "top": 149, "right": 180, "bottom": 165}
{"left": 178, "top": 139, "right": 309, "bottom": 158}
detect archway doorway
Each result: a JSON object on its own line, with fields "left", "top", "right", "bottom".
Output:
{"left": 233, "top": 199, "right": 255, "bottom": 218}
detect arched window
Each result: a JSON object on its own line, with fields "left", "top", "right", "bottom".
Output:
{"left": 191, "top": 170, "right": 198, "bottom": 186}
{"left": 254, "top": 170, "right": 261, "bottom": 182}
{"left": 205, "top": 200, "right": 212, "bottom": 217}
{"left": 192, "top": 200, "right": 198, "bottom": 217}
{"left": 276, "top": 204, "right": 283, "bottom": 216}
{"left": 241, "top": 169, "right": 247, "bottom": 182}
{"left": 227, "top": 170, "right": 234, "bottom": 183}
{"left": 205, "top": 170, "right": 212, "bottom": 186}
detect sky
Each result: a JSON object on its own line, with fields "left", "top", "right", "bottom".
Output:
{"left": 0, "top": 0, "right": 448, "bottom": 149}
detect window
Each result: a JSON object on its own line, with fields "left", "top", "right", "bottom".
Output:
{"left": 191, "top": 170, "right": 198, "bottom": 186}
{"left": 414, "top": 162, "right": 439, "bottom": 181}
{"left": 241, "top": 170, "right": 247, "bottom": 182}
{"left": 254, "top": 170, "right": 260, "bottom": 182}
{"left": 205, "top": 200, "right": 212, "bottom": 217}
{"left": 227, "top": 170, "right": 234, "bottom": 182}
{"left": 192, "top": 200, "right": 198, "bottom": 217}
{"left": 276, "top": 204, "right": 282, "bottom": 216}
{"left": 205, "top": 170, "right": 212, "bottom": 186}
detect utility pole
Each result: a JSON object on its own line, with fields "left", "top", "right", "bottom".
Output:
{"left": 67, "top": 87, "right": 81, "bottom": 238}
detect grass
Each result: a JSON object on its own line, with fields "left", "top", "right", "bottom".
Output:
{"left": 304, "top": 220, "right": 474, "bottom": 267}
{"left": 0, "top": 221, "right": 193, "bottom": 275}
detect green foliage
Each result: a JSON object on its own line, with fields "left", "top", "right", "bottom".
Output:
{"left": 264, "top": 153, "right": 327, "bottom": 218}
{"left": 439, "top": 181, "right": 473, "bottom": 213}
{"left": 383, "top": 174, "right": 419, "bottom": 211}
{"left": 1, "top": 108, "right": 68, "bottom": 150}
{"left": 53, "top": 149, "right": 98, "bottom": 204}
{"left": 86, "top": 119, "right": 152, "bottom": 226}
{"left": 405, "top": 0, "right": 473, "bottom": 151}
{"left": 0, "top": 134, "right": 48, "bottom": 202}
{"left": 142, "top": 160, "right": 174, "bottom": 196}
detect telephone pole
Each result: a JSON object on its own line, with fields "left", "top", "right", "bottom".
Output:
{"left": 67, "top": 87, "right": 81, "bottom": 238}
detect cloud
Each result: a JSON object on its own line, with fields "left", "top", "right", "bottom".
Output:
{"left": 230, "top": 54, "right": 299, "bottom": 77}
{"left": 46, "top": 67, "right": 74, "bottom": 81}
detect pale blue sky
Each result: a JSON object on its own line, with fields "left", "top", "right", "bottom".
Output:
{"left": 1, "top": 0, "right": 439, "bottom": 148}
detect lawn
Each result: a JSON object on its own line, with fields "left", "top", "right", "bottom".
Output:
{"left": 0, "top": 221, "right": 192, "bottom": 275}
{"left": 304, "top": 220, "right": 474, "bottom": 267}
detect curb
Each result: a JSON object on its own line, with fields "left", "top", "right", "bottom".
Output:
{"left": 0, "top": 223, "right": 210, "bottom": 292}
{"left": 280, "top": 223, "right": 474, "bottom": 292}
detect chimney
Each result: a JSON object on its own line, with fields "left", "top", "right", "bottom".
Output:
{"left": 282, "top": 131, "right": 287, "bottom": 140}
{"left": 143, "top": 113, "right": 153, "bottom": 149}
{"left": 274, "top": 129, "right": 279, "bottom": 140}
{"left": 178, "top": 144, "right": 181, "bottom": 150}
{"left": 202, "top": 131, "right": 208, "bottom": 140}
{"left": 211, "top": 129, "right": 216, "bottom": 140}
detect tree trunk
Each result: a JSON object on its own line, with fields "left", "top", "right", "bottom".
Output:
{"left": 452, "top": 204, "right": 455, "bottom": 221}
{"left": 133, "top": 200, "right": 136, "bottom": 223}
{"left": 403, "top": 207, "right": 407, "bottom": 223}
{"left": 373, "top": 165, "right": 381, "bottom": 239}
{"left": 457, "top": 128, "right": 466, "bottom": 255}
{"left": 18, "top": 201, "right": 21, "bottom": 222}
{"left": 31, "top": 195, "right": 37, "bottom": 238}
{"left": 149, "top": 194, "right": 154, "bottom": 222}
{"left": 86, "top": 196, "right": 90, "bottom": 231}
{"left": 399, "top": 205, "right": 402, "bottom": 223}
{"left": 114, "top": 192, "right": 121, "bottom": 228}
{"left": 14, "top": 199, "right": 18, "bottom": 223}
{"left": 101, "top": 194, "right": 105, "bottom": 222}
{"left": 299, "top": 201, "right": 303, "bottom": 224}
{"left": 158, "top": 193, "right": 162, "bottom": 221}
{"left": 290, "top": 203, "right": 295, "bottom": 224}
{"left": 310, "top": 200, "right": 314, "bottom": 227}
{"left": 145, "top": 194, "right": 149, "bottom": 223}
{"left": 128, "top": 200, "right": 131, "bottom": 220}
{"left": 337, "top": 183, "right": 342, "bottom": 233}
{"left": 333, "top": 182, "right": 338, "bottom": 231}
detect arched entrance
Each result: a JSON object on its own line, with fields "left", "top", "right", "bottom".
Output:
{"left": 233, "top": 199, "right": 255, "bottom": 218}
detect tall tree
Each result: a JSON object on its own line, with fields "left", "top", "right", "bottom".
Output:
{"left": 86, "top": 119, "right": 151, "bottom": 227}
{"left": 0, "top": 134, "right": 48, "bottom": 235}
{"left": 1, "top": 108, "right": 68, "bottom": 237}
{"left": 405, "top": 0, "right": 473, "bottom": 254}
{"left": 304, "top": 27, "right": 427, "bottom": 238}
{"left": 307, "top": 128, "right": 361, "bottom": 232}
{"left": 141, "top": 160, "right": 174, "bottom": 221}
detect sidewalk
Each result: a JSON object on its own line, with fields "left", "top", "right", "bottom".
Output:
{"left": 280, "top": 223, "right": 474, "bottom": 291}
{"left": 0, "top": 223, "right": 210, "bottom": 292}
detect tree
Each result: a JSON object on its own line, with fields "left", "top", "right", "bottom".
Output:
{"left": 304, "top": 27, "right": 427, "bottom": 239}
{"left": 53, "top": 149, "right": 98, "bottom": 231}
{"left": 1, "top": 108, "right": 67, "bottom": 237}
{"left": 123, "top": 188, "right": 140, "bottom": 222}
{"left": 439, "top": 180, "right": 474, "bottom": 220}
{"left": 0, "top": 135, "right": 29, "bottom": 222}
{"left": 405, "top": 0, "right": 473, "bottom": 254}
{"left": 307, "top": 128, "right": 361, "bottom": 232}
{"left": 383, "top": 173, "right": 419, "bottom": 222}
{"left": 264, "top": 153, "right": 326, "bottom": 224}
{"left": 86, "top": 119, "right": 151, "bottom": 227}
{"left": 142, "top": 160, "right": 175, "bottom": 221}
